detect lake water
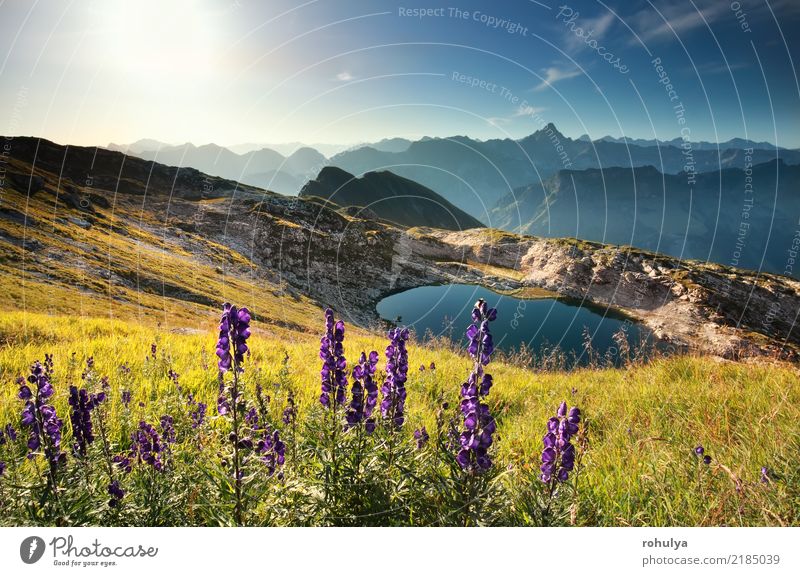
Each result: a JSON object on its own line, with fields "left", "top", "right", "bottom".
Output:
{"left": 376, "top": 284, "right": 661, "bottom": 365}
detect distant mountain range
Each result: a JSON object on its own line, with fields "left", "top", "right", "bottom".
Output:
{"left": 108, "top": 141, "right": 325, "bottom": 196}
{"left": 578, "top": 134, "right": 794, "bottom": 151}
{"left": 327, "top": 124, "right": 800, "bottom": 220}
{"left": 491, "top": 159, "right": 800, "bottom": 276}
{"left": 299, "top": 166, "right": 483, "bottom": 231}
{"left": 109, "top": 127, "right": 799, "bottom": 217}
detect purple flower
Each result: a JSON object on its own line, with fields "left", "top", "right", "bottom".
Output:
{"left": 216, "top": 303, "right": 252, "bottom": 373}
{"left": 160, "top": 415, "right": 176, "bottom": 444}
{"left": 414, "top": 427, "right": 429, "bottom": 449}
{"left": 113, "top": 454, "right": 132, "bottom": 474}
{"left": 457, "top": 300, "right": 498, "bottom": 472}
{"left": 346, "top": 350, "right": 379, "bottom": 429}
{"left": 121, "top": 390, "right": 132, "bottom": 408}
{"left": 540, "top": 402, "right": 581, "bottom": 484}
{"left": 150, "top": 343, "right": 157, "bottom": 359}
{"left": 108, "top": 480, "right": 125, "bottom": 507}
{"left": 0, "top": 424, "right": 16, "bottom": 444}
{"left": 760, "top": 466, "right": 771, "bottom": 484}
{"left": 20, "top": 361, "right": 66, "bottom": 467}
{"left": 256, "top": 429, "right": 286, "bottom": 476}
{"left": 380, "top": 327, "right": 409, "bottom": 428}
{"left": 68, "top": 385, "right": 104, "bottom": 457}
{"left": 466, "top": 299, "right": 497, "bottom": 366}
{"left": 694, "top": 444, "right": 712, "bottom": 465}
{"left": 429, "top": 362, "right": 436, "bottom": 371}
{"left": 131, "top": 421, "right": 165, "bottom": 471}
{"left": 319, "top": 308, "right": 348, "bottom": 408}
{"left": 217, "top": 379, "right": 231, "bottom": 415}
{"left": 282, "top": 392, "right": 297, "bottom": 426}
{"left": 0, "top": 461, "right": 5, "bottom": 476}
{"left": 190, "top": 402, "right": 207, "bottom": 429}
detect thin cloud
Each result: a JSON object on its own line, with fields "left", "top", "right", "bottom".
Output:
{"left": 533, "top": 67, "right": 581, "bottom": 92}
{"left": 514, "top": 104, "right": 547, "bottom": 117}
{"left": 335, "top": 71, "right": 355, "bottom": 81}
{"left": 629, "top": 1, "right": 728, "bottom": 44}
{"left": 563, "top": 11, "right": 615, "bottom": 53}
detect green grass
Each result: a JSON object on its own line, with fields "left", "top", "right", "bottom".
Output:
{"left": 0, "top": 311, "right": 797, "bottom": 526}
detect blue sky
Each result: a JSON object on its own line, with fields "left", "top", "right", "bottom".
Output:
{"left": 1, "top": 0, "right": 798, "bottom": 148}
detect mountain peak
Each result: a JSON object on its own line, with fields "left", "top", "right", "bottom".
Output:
{"left": 521, "top": 122, "right": 568, "bottom": 142}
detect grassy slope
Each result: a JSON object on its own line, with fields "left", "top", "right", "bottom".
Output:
{"left": 0, "top": 158, "right": 321, "bottom": 335}
{"left": 1, "top": 156, "right": 798, "bottom": 525}
{"left": 0, "top": 311, "right": 797, "bottom": 526}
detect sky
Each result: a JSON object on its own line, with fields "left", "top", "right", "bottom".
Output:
{"left": 1, "top": 0, "right": 799, "bottom": 148}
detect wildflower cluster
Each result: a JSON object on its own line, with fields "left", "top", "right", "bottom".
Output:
{"left": 457, "top": 299, "right": 498, "bottom": 472}
{"left": 131, "top": 420, "right": 166, "bottom": 471}
{"left": 216, "top": 303, "right": 251, "bottom": 373}
{"left": 413, "top": 427, "right": 429, "bottom": 449}
{"left": 540, "top": 401, "right": 580, "bottom": 484}
{"left": 19, "top": 361, "right": 66, "bottom": 467}
{"left": 187, "top": 394, "right": 207, "bottom": 429}
{"left": 67, "top": 385, "right": 106, "bottom": 457}
{"left": 346, "top": 351, "right": 379, "bottom": 430}
{"left": 319, "top": 308, "right": 347, "bottom": 408}
{"left": 381, "top": 327, "right": 409, "bottom": 427}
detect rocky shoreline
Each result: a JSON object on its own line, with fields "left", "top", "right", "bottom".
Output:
{"left": 185, "top": 195, "right": 800, "bottom": 361}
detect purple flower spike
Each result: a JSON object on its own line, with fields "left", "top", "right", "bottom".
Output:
{"left": 414, "top": 427, "right": 429, "bottom": 449}
{"left": 457, "top": 299, "right": 498, "bottom": 472}
{"left": 68, "top": 385, "right": 104, "bottom": 457}
{"left": 380, "top": 327, "right": 409, "bottom": 428}
{"left": 216, "top": 303, "right": 251, "bottom": 374}
{"left": 539, "top": 400, "right": 581, "bottom": 484}
{"left": 347, "top": 350, "right": 379, "bottom": 429}
{"left": 131, "top": 420, "right": 165, "bottom": 471}
{"left": 19, "top": 361, "right": 66, "bottom": 467}
{"left": 319, "top": 308, "right": 348, "bottom": 409}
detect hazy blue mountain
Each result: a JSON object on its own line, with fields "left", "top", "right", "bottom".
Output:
{"left": 330, "top": 124, "right": 800, "bottom": 220}
{"left": 589, "top": 135, "right": 788, "bottom": 151}
{"left": 117, "top": 142, "right": 326, "bottom": 196}
{"left": 107, "top": 138, "right": 172, "bottom": 155}
{"left": 284, "top": 147, "right": 327, "bottom": 179}
{"left": 299, "top": 166, "right": 484, "bottom": 231}
{"left": 368, "top": 137, "right": 413, "bottom": 153}
{"left": 491, "top": 160, "right": 800, "bottom": 276}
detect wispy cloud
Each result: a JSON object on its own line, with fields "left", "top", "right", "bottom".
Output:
{"left": 486, "top": 117, "right": 511, "bottom": 128}
{"left": 335, "top": 71, "right": 355, "bottom": 82}
{"left": 533, "top": 67, "right": 581, "bottom": 92}
{"left": 629, "top": 1, "right": 728, "bottom": 44}
{"left": 514, "top": 104, "right": 547, "bottom": 117}
{"left": 563, "top": 12, "right": 615, "bottom": 52}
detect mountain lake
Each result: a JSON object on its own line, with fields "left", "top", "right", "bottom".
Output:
{"left": 376, "top": 283, "right": 666, "bottom": 365}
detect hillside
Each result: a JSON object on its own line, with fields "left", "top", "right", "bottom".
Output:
{"left": 299, "top": 166, "right": 484, "bottom": 231}
{"left": 490, "top": 161, "right": 800, "bottom": 276}
{"left": 2, "top": 137, "right": 799, "bottom": 360}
